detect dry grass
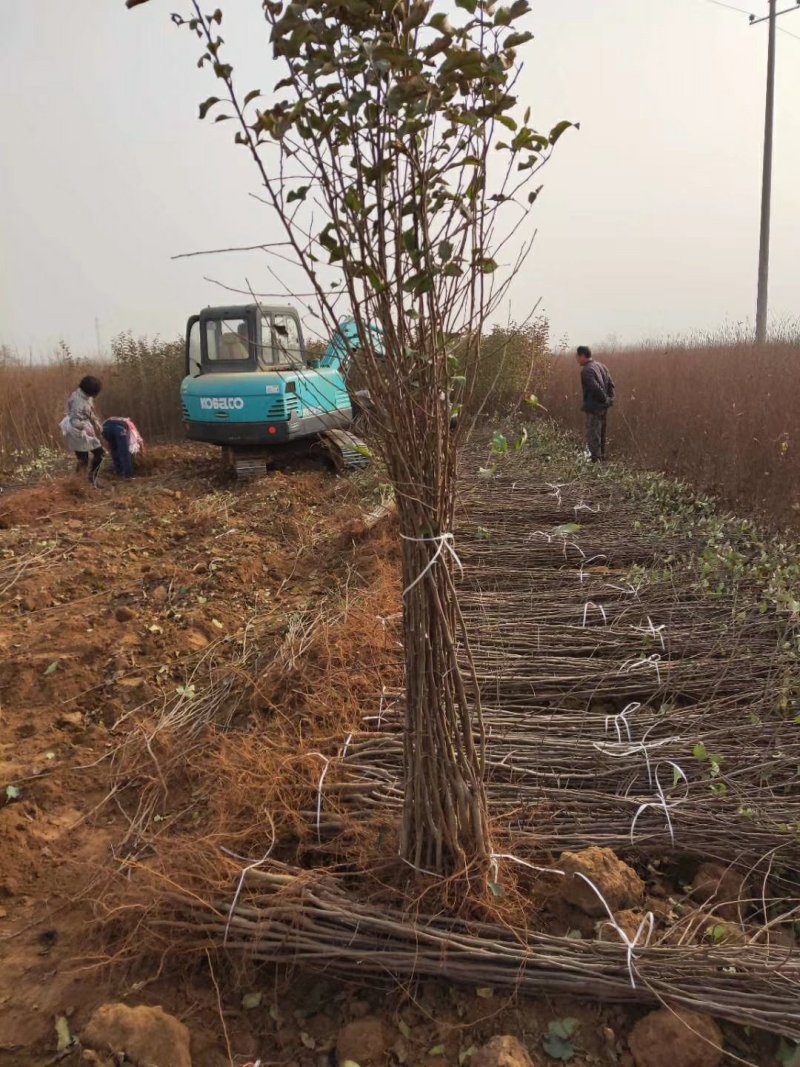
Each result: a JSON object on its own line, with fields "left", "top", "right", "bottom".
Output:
{"left": 465, "top": 318, "right": 551, "bottom": 417}
{"left": 93, "top": 516, "right": 404, "bottom": 962}
{"left": 0, "top": 334, "right": 183, "bottom": 473}
{"left": 542, "top": 340, "right": 800, "bottom": 529}
{"left": 6, "top": 322, "right": 800, "bottom": 534}
{"left": 0, "top": 361, "right": 77, "bottom": 466}
{"left": 0, "top": 321, "right": 550, "bottom": 476}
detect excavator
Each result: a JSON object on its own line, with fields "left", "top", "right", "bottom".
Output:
{"left": 180, "top": 304, "right": 373, "bottom": 478}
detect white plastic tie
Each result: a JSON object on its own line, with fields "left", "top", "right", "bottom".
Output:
{"left": 309, "top": 752, "right": 331, "bottom": 844}
{"left": 573, "top": 501, "right": 600, "bottom": 518}
{"left": 604, "top": 581, "right": 642, "bottom": 598}
{"left": 619, "top": 653, "right": 662, "bottom": 685}
{"left": 363, "top": 687, "right": 393, "bottom": 728}
{"left": 582, "top": 601, "right": 608, "bottom": 627}
{"left": 401, "top": 532, "right": 463, "bottom": 596}
{"left": 491, "top": 852, "right": 566, "bottom": 878}
{"left": 563, "top": 539, "right": 586, "bottom": 560}
{"left": 631, "top": 616, "right": 667, "bottom": 650}
{"left": 578, "top": 554, "right": 608, "bottom": 583}
{"left": 399, "top": 855, "right": 442, "bottom": 879}
{"left": 341, "top": 732, "right": 354, "bottom": 760}
{"left": 223, "top": 811, "right": 276, "bottom": 946}
{"left": 572, "top": 872, "right": 654, "bottom": 988}
{"left": 630, "top": 761, "right": 689, "bottom": 845}
{"left": 594, "top": 738, "right": 654, "bottom": 786}
{"left": 604, "top": 702, "right": 641, "bottom": 744}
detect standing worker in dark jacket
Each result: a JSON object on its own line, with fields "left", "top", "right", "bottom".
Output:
{"left": 576, "top": 346, "right": 615, "bottom": 462}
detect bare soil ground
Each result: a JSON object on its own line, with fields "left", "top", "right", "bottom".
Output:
{"left": 0, "top": 447, "right": 387, "bottom": 1063}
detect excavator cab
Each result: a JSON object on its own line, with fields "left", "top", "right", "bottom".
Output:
{"left": 185, "top": 306, "right": 305, "bottom": 376}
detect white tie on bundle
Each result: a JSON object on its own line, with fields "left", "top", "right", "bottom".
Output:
{"left": 400, "top": 532, "right": 463, "bottom": 595}
{"left": 572, "top": 871, "right": 655, "bottom": 988}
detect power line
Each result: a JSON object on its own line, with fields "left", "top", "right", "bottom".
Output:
{"left": 750, "top": 0, "right": 800, "bottom": 23}
{"left": 698, "top": 0, "right": 800, "bottom": 38}
{"left": 700, "top": 0, "right": 753, "bottom": 15}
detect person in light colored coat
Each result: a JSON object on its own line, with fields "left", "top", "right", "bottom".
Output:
{"left": 60, "top": 376, "right": 106, "bottom": 486}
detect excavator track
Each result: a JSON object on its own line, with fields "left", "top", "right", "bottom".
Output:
{"left": 234, "top": 453, "right": 271, "bottom": 479}
{"left": 319, "top": 429, "right": 371, "bottom": 473}
{"left": 226, "top": 432, "right": 370, "bottom": 480}
{"left": 224, "top": 447, "right": 271, "bottom": 479}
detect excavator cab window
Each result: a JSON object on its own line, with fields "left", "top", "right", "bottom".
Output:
{"left": 190, "top": 306, "right": 305, "bottom": 373}
{"left": 186, "top": 317, "right": 202, "bottom": 376}
{"left": 259, "top": 313, "right": 304, "bottom": 369}
{"left": 206, "top": 317, "right": 252, "bottom": 362}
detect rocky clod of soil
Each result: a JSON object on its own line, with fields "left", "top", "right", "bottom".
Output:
{"left": 628, "top": 1008, "right": 723, "bottom": 1067}
{"left": 597, "top": 908, "right": 648, "bottom": 942}
{"left": 336, "top": 1016, "right": 391, "bottom": 1066}
{"left": 82, "top": 1003, "right": 192, "bottom": 1067}
{"left": 472, "top": 1035, "right": 538, "bottom": 1067}
{"left": 559, "top": 847, "right": 645, "bottom": 917}
{"left": 690, "top": 862, "right": 743, "bottom": 922}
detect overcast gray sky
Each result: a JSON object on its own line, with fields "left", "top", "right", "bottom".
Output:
{"left": 1, "top": 0, "right": 798, "bottom": 358}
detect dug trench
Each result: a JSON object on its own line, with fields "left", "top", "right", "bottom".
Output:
{"left": 0, "top": 439, "right": 795, "bottom": 1066}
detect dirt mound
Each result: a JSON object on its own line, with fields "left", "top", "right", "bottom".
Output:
{"left": 559, "top": 848, "right": 645, "bottom": 917}
{"left": 690, "top": 862, "right": 743, "bottom": 922}
{"left": 336, "top": 1017, "right": 391, "bottom": 1066}
{"left": 472, "top": 1035, "right": 538, "bottom": 1067}
{"left": 628, "top": 1009, "right": 723, "bottom": 1067}
{"left": 83, "top": 1003, "right": 191, "bottom": 1067}
{"left": 0, "top": 476, "right": 87, "bottom": 527}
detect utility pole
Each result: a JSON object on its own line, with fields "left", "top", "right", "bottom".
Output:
{"left": 754, "top": 0, "right": 776, "bottom": 345}
{"left": 751, "top": 0, "right": 800, "bottom": 344}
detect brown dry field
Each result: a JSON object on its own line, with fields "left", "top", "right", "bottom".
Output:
{"left": 543, "top": 342, "right": 800, "bottom": 530}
